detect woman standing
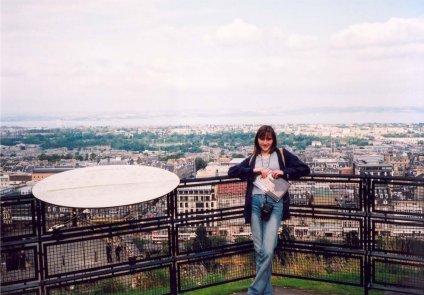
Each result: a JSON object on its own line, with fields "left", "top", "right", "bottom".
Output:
{"left": 228, "top": 125, "right": 310, "bottom": 295}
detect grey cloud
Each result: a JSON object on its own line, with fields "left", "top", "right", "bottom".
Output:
{"left": 1, "top": 68, "right": 27, "bottom": 77}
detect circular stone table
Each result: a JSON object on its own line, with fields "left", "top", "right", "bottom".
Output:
{"left": 32, "top": 165, "right": 180, "bottom": 208}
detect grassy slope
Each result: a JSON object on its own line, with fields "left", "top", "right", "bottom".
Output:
{"left": 184, "top": 277, "right": 384, "bottom": 295}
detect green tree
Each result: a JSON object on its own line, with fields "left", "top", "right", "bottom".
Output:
{"left": 235, "top": 236, "right": 250, "bottom": 243}
{"left": 344, "top": 231, "right": 360, "bottom": 247}
{"left": 276, "top": 224, "right": 295, "bottom": 265}
{"left": 133, "top": 238, "right": 147, "bottom": 251}
{"left": 160, "top": 240, "right": 169, "bottom": 255}
{"left": 89, "top": 153, "right": 97, "bottom": 161}
{"left": 209, "top": 236, "right": 227, "bottom": 248}
{"left": 184, "top": 240, "right": 194, "bottom": 252}
{"left": 93, "top": 278, "right": 126, "bottom": 294}
{"left": 38, "top": 153, "right": 48, "bottom": 161}
{"left": 195, "top": 158, "right": 207, "bottom": 171}
{"left": 192, "top": 225, "right": 211, "bottom": 251}
{"left": 191, "top": 225, "right": 220, "bottom": 271}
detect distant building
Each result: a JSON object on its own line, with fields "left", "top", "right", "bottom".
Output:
{"left": 196, "top": 164, "right": 229, "bottom": 178}
{"left": 176, "top": 185, "right": 216, "bottom": 216}
{"left": 393, "top": 200, "right": 423, "bottom": 216}
{"left": 353, "top": 155, "right": 393, "bottom": 176}
{"left": 339, "top": 167, "right": 354, "bottom": 174}
{"left": 229, "top": 158, "right": 244, "bottom": 167}
{"left": 32, "top": 168, "right": 73, "bottom": 182}
{"left": 215, "top": 182, "right": 250, "bottom": 241}
{"left": 311, "top": 158, "right": 349, "bottom": 173}
{"left": 0, "top": 175, "right": 10, "bottom": 187}
{"left": 98, "top": 157, "right": 129, "bottom": 165}
{"left": 166, "top": 158, "right": 195, "bottom": 179}
{"left": 9, "top": 174, "right": 32, "bottom": 185}
{"left": 215, "top": 182, "right": 246, "bottom": 208}
{"left": 175, "top": 185, "right": 217, "bottom": 238}
{"left": 384, "top": 152, "right": 410, "bottom": 176}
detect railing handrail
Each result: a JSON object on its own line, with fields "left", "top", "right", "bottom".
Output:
{"left": 180, "top": 173, "right": 424, "bottom": 182}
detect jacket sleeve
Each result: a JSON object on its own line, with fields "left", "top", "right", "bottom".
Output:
{"left": 283, "top": 149, "right": 310, "bottom": 180}
{"left": 228, "top": 157, "right": 255, "bottom": 181}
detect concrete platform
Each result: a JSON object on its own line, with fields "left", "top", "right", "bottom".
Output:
{"left": 232, "top": 286, "right": 401, "bottom": 294}
{"left": 232, "top": 286, "right": 328, "bottom": 295}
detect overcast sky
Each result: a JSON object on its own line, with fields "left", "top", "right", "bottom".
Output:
{"left": 2, "top": 0, "right": 424, "bottom": 125}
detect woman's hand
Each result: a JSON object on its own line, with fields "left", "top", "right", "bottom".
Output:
{"left": 271, "top": 170, "right": 284, "bottom": 178}
{"left": 254, "top": 168, "right": 270, "bottom": 178}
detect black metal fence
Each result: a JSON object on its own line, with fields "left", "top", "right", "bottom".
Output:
{"left": 1, "top": 174, "right": 423, "bottom": 294}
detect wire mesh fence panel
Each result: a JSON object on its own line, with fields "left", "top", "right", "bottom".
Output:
{"left": 373, "top": 221, "right": 424, "bottom": 256}
{"left": 177, "top": 217, "right": 250, "bottom": 254}
{"left": 1, "top": 246, "right": 37, "bottom": 285}
{"left": 178, "top": 252, "right": 256, "bottom": 292}
{"left": 44, "top": 228, "right": 170, "bottom": 277}
{"left": 215, "top": 182, "right": 246, "bottom": 210}
{"left": 291, "top": 179, "right": 361, "bottom": 210}
{"left": 1, "top": 200, "right": 35, "bottom": 239}
{"left": 273, "top": 250, "right": 362, "bottom": 285}
{"left": 373, "top": 181, "right": 424, "bottom": 217}
{"left": 374, "top": 259, "right": 424, "bottom": 290}
{"left": 1, "top": 290, "right": 39, "bottom": 295}
{"left": 2, "top": 176, "right": 424, "bottom": 295}
{"left": 176, "top": 182, "right": 246, "bottom": 220}
{"left": 283, "top": 216, "right": 362, "bottom": 248}
{"left": 43, "top": 195, "right": 169, "bottom": 233}
{"left": 46, "top": 266, "right": 171, "bottom": 295}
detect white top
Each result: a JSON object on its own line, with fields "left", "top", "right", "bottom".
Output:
{"left": 252, "top": 152, "right": 280, "bottom": 195}
{"left": 32, "top": 165, "right": 180, "bottom": 208}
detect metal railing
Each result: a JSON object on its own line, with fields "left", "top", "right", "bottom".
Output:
{"left": 1, "top": 174, "right": 423, "bottom": 294}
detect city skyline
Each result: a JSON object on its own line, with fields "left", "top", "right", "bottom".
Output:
{"left": 2, "top": 0, "right": 424, "bottom": 125}
{"left": 2, "top": 107, "right": 424, "bottom": 128}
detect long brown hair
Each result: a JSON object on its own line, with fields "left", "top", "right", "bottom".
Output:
{"left": 253, "top": 125, "right": 277, "bottom": 156}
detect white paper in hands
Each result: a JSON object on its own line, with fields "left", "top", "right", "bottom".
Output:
{"left": 253, "top": 174, "right": 290, "bottom": 202}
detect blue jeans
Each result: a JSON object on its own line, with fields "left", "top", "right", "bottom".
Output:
{"left": 248, "top": 194, "right": 283, "bottom": 295}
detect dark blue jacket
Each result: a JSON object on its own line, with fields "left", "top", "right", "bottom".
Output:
{"left": 228, "top": 148, "right": 310, "bottom": 223}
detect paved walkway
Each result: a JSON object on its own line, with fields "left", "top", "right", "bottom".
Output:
{"left": 232, "top": 287, "right": 400, "bottom": 294}
{"left": 232, "top": 287, "right": 329, "bottom": 295}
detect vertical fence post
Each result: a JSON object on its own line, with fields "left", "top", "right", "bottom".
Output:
{"left": 169, "top": 189, "right": 178, "bottom": 295}
{"left": 35, "top": 198, "right": 46, "bottom": 295}
{"left": 362, "top": 174, "right": 372, "bottom": 295}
